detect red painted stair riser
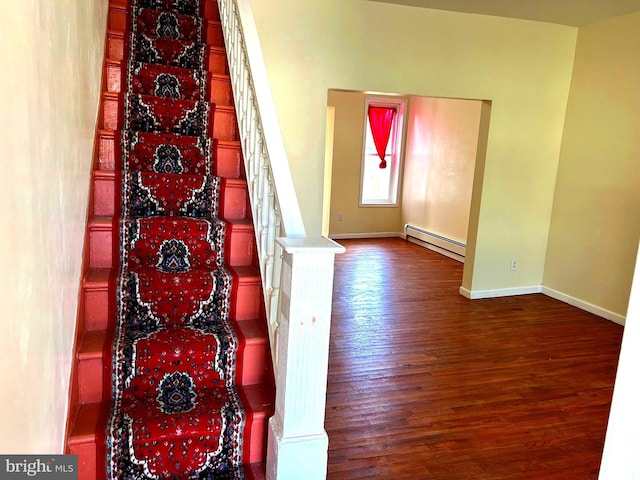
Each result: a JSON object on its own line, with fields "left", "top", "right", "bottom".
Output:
{"left": 102, "top": 93, "right": 238, "bottom": 139}
{"left": 68, "top": 399, "right": 269, "bottom": 479}
{"left": 94, "top": 172, "right": 248, "bottom": 220}
{"left": 76, "top": 317, "right": 270, "bottom": 405}
{"left": 98, "top": 129, "right": 242, "bottom": 177}
{"left": 82, "top": 268, "right": 262, "bottom": 332}
{"left": 106, "top": 59, "right": 233, "bottom": 107}
{"left": 88, "top": 218, "right": 255, "bottom": 268}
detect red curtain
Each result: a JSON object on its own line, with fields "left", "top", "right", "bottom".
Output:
{"left": 368, "top": 106, "right": 397, "bottom": 168}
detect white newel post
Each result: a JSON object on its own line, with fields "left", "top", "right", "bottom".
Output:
{"left": 267, "top": 238, "right": 346, "bottom": 480}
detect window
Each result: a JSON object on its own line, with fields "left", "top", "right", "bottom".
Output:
{"left": 360, "top": 97, "right": 406, "bottom": 206}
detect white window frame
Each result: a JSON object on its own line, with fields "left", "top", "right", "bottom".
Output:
{"left": 359, "top": 97, "right": 407, "bottom": 207}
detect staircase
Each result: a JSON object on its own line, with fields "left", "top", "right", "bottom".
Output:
{"left": 65, "top": 0, "right": 274, "bottom": 478}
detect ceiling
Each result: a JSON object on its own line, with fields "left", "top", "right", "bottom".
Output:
{"left": 366, "top": 0, "right": 640, "bottom": 27}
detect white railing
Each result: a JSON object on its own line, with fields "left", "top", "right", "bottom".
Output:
{"left": 216, "top": 1, "right": 345, "bottom": 478}
{"left": 217, "top": 0, "right": 305, "bottom": 365}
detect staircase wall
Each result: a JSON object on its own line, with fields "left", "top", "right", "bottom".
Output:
{"left": 0, "top": 0, "right": 109, "bottom": 453}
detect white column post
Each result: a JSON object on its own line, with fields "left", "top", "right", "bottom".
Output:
{"left": 266, "top": 237, "right": 345, "bottom": 480}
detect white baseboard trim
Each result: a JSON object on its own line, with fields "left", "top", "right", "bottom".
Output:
{"left": 459, "top": 285, "right": 542, "bottom": 300}
{"left": 458, "top": 285, "right": 626, "bottom": 325}
{"left": 329, "top": 232, "right": 403, "bottom": 240}
{"left": 408, "top": 237, "right": 464, "bottom": 263}
{"left": 541, "top": 286, "right": 626, "bottom": 325}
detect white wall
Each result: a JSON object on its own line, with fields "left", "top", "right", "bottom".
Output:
{"left": 600, "top": 243, "right": 640, "bottom": 477}
{"left": 0, "top": 0, "right": 108, "bottom": 453}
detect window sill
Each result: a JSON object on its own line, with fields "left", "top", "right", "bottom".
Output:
{"left": 359, "top": 202, "right": 400, "bottom": 208}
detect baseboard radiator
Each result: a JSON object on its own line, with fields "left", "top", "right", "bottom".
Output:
{"left": 404, "top": 224, "right": 466, "bottom": 262}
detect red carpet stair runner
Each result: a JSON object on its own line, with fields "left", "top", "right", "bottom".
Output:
{"left": 66, "top": 1, "right": 273, "bottom": 478}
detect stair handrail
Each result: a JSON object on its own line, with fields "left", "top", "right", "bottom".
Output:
{"left": 217, "top": 2, "right": 345, "bottom": 477}
{"left": 217, "top": 0, "right": 305, "bottom": 364}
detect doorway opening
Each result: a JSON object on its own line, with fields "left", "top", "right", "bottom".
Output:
{"left": 323, "top": 89, "right": 491, "bottom": 287}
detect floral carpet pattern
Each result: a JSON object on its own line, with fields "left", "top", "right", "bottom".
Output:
{"left": 106, "top": 1, "right": 245, "bottom": 478}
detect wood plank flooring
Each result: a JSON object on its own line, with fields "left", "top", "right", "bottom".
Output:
{"left": 325, "top": 238, "right": 624, "bottom": 479}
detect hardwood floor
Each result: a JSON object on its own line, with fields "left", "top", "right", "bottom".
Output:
{"left": 325, "top": 238, "right": 624, "bottom": 479}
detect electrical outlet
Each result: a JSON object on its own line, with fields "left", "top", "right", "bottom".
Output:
{"left": 338, "top": 212, "right": 344, "bottom": 222}
{"left": 510, "top": 259, "right": 518, "bottom": 271}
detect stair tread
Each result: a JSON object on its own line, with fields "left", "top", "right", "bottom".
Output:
{"left": 137, "top": 6, "right": 200, "bottom": 19}
{"left": 109, "top": 215, "right": 250, "bottom": 229}
{"left": 218, "top": 139, "right": 240, "bottom": 147}
{"left": 131, "top": 61, "right": 207, "bottom": 102}
{"left": 80, "top": 318, "right": 266, "bottom": 360}
{"left": 133, "top": 34, "right": 207, "bottom": 71}
{"left": 135, "top": 8, "right": 203, "bottom": 43}
{"left": 224, "top": 178, "right": 246, "bottom": 187}
{"left": 235, "top": 318, "right": 268, "bottom": 343}
{"left": 95, "top": 213, "right": 251, "bottom": 229}
{"left": 106, "top": 90, "right": 233, "bottom": 110}
{"left": 79, "top": 330, "right": 107, "bottom": 360}
{"left": 103, "top": 90, "right": 119, "bottom": 100}
{"left": 84, "top": 268, "right": 111, "bottom": 285}
{"left": 94, "top": 169, "right": 117, "bottom": 179}
{"left": 133, "top": 60, "right": 206, "bottom": 79}
{"left": 68, "top": 383, "right": 272, "bottom": 445}
{"left": 90, "top": 216, "right": 113, "bottom": 226}
{"left": 68, "top": 402, "right": 101, "bottom": 445}
{"left": 210, "top": 72, "right": 231, "bottom": 81}
{"left": 241, "top": 384, "right": 275, "bottom": 414}
{"left": 128, "top": 91, "right": 205, "bottom": 105}
{"left": 99, "top": 128, "right": 117, "bottom": 136}
{"left": 230, "top": 265, "right": 260, "bottom": 281}
{"left": 230, "top": 218, "right": 253, "bottom": 228}
{"left": 135, "top": 13, "right": 220, "bottom": 29}
{"left": 135, "top": 35, "right": 207, "bottom": 52}
{"left": 246, "top": 463, "right": 266, "bottom": 480}
{"left": 85, "top": 265, "right": 258, "bottom": 284}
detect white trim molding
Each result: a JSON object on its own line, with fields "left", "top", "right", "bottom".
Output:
{"left": 329, "top": 232, "right": 403, "bottom": 240}
{"left": 458, "top": 284, "right": 627, "bottom": 325}
{"left": 404, "top": 224, "right": 466, "bottom": 257}
{"left": 459, "top": 285, "right": 543, "bottom": 300}
{"left": 541, "top": 286, "right": 626, "bottom": 326}
{"left": 407, "top": 237, "right": 464, "bottom": 263}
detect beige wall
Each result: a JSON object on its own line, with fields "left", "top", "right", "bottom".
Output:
{"left": 251, "top": 0, "right": 576, "bottom": 291}
{"left": 0, "top": 0, "right": 108, "bottom": 452}
{"left": 401, "top": 96, "right": 482, "bottom": 244}
{"left": 462, "top": 102, "right": 493, "bottom": 291}
{"left": 327, "top": 90, "right": 403, "bottom": 236}
{"left": 544, "top": 12, "right": 640, "bottom": 318}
